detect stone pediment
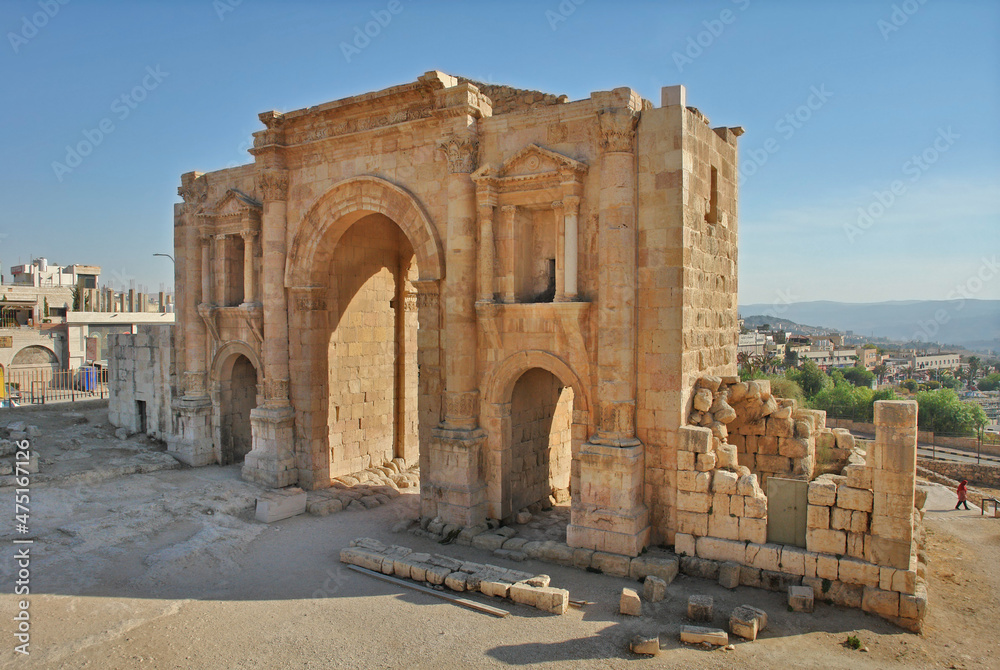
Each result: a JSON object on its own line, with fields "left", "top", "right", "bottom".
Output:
{"left": 200, "top": 189, "right": 262, "bottom": 220}
{"left": 473, "top": 144, "right": 587, "bottom": 185}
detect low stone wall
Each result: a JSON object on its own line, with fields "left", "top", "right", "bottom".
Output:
{"left": 107, "top": 325, "right": 174, "bottom": 440}
{"left": 826, "top": 418, "right": 1000, "bottom": 457}
{"left": 340, "top": 537, "right": 571, "bottom": 614}
{"left": 917, "top": 459, "right": 1000, "bottom": 489}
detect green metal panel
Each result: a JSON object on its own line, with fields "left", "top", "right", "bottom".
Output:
{"left": 766, "top": 477, "right": 808, "bottom": 548}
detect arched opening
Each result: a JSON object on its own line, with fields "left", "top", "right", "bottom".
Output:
{"left": 508, "top": 368, "right": 574, "bottom": 518}
{"left": 325, "top": 213, "right": 418, "bottom": 476}
{"left": 221, "top": 354, "right": 258, "bottom": 464}
{"left": 10, "top": 345, "right": 59, "bottom": 372}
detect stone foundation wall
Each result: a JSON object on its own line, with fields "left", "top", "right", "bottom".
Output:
{"left": 108, "top": 325, "right": 174, "bottom": 441}
{"left": 677, "top": 381, "right": 927, "bottom": 631}
{"left": 917, "top": 459, "right": 1000, "bottom": 488}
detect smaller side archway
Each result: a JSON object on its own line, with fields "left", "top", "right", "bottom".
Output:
{"left": 211, "top": 342, "right": 262, "bottom": 465}
{"left": 480, "top": 351, "right": 592, "bottom": 523}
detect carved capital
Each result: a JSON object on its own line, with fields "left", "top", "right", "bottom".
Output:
{"left": 596, "top": 108, "right": 640, "bottom": 153}
{"left": 445, "top": 390, "right": 480, "bottom": 421}
{"left": 240, "top": 229, "right": 258, "bottom": 241}
{"left": 178, "top": 176, "right": 208, "bottom": 207}
{"left": 563, "top": 194, "right": 581, "bottom": 214}
{"left": 257, "top": 169, "right": 289, "bottom": 201}
{"left": 183, "top": 371, "right": 208, "bottom": 397}
{"left": 438, "top": 135, "right": 478, "bottom": 174}
{"left": 551, "top": 200, "right": 564, "bottom": 212}
{"left": 264, "top": 378, "right": 290, "bottom": 403}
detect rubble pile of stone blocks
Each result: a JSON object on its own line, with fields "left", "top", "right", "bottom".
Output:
{"left": 306, "top": 459, "right": 419, "bottom": 515}
{"left": 412, "top": 518, "right": 679, "bottom": 581}
{"left": 339, "top": 537, "right": 570, "bottom": 614}
{"left": 679, "top": 387, "right": 929, "bottom": 631}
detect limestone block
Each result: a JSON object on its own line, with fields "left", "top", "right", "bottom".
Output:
{"left": 729, "top": 605, "right": 768, "bottom": 641}
{"left": 862, "top": 586, "right": 900, "bottom": 618}
{"left": 730, "top": 495, "right": 744, "bottom": 517}
{"left": 677, "top": 491, "right": 712, "bottom": 513}
{"left": 850, "top": 511, "right": 870, "bottom": 534}
{"left": 472, "top": 533, "right": 507, "bottom": 551}
{"left": 535, "top": 587, "right": 570, "bottom": 615}
{"left": 680, "top": 625, "right": 727, "bottom": 646}
{"left": 717, "top": 444, "right": 738, "bottom": 469}
{"left": 744, "top": 496, "right": 767, "bottom": 519}
{"left": 620, "top": 588, "right": 642, "bottom": 616}
{"left": 339, "top": 547, "right": 385, "bottom": 572}
{"left": 826, "top": 581, "right": 863, "bottom": 608}
{"left": 739, "top": 517, "right": 767, "bottom": 544}
{"left": 745, "top": 543, "right": 780, "bottom": 572}
{"left": 844, "top": 464, "right": 873, "bottom": 490}
{"left": 677, "top": 511, "right": 709, "bottom": 537}
{"left": 837, "top": 487, "right": 874, "bottom": 512}
{"left": 695, "top": 452, "right": 717, "bottom": 471}
{"left": 839, "top": 558, "right": 879, "bottom": 587}
{"left": 678, "top": 470, "right": 711, "bottom": 493}
{"left": 788, "top": 585, "right": 815, "bottom": 613}
{"left": 766, "top": 417, "right": 794, "bottom": 438}
{"left": 868, "top": 536, "right": 912, "bottom": 570}
{"left": 480, "top": 578, "right": 511, "bottom": 598}
{"left": 815, "top": 430, "right": 837, "bottom": 451}
{"left": 736, "top": 473, "right": 762, "bottom": 497}
{"left": 713, "top": 469, "right": 738, "bottom": 494}
{"left": 757, "top": 435, "right": 778, "bottom": 454}
{"left": 687, "top": 595, "right": 713, "bottom": 622}
{"left": 708, "top": 511, "right": 740, "bottom": 540}
{"left": 572, "top": 548, "right": 595, "bottom": 569}
{"left": 728, "top": 382, "right": 748, "bottom": 402}
{"left": 833, "top": 428, "right": 855, "bottom": 450}
{"left": 808, "top": 478, "right": 838, "bottom": 506}
{"left": 718, "top": 561, "right": 741, "bottom": 589}
{"left": 643, "top": 575, "right": 667, "bottom": 602}
{"left": 807, "top": 505, "right": 830, "bottom": 530}
{"left": 806, "top": 529, "right": 847, "bottom": 555}
{"left": 680, "top": 556, "right": 720, "bottom": 581}
{"left": 816, "top": 554, "right": 839, "bottom": 581}
{"left": 696, "top": 536, "right": 744, "bottom": 563}
{"left": 898, "top": 581, "right": 928, "bottom": 619}
{"left": 714, "top": 402, "right": 737, "bottom": 424}
{"left": 778, "top": 437, "right": 810, "bottom": 459}
{"left": 674, "top": 532, "right": 696, "bottom": 557}
{"left": 680, "top": 425, "right": 713, "bottom": 453}
{"left": 508, "top": 581, "right": 539, "bottom": 606}
{"left": 630, "top": 634, "right": 660, "bottom": 655}
{"left": 255, "top": 488, "right": 307, "bottom": 523}
{"left": 425, "top": 565, "right": 451, "bottom": 585}
{"left": 629, "top": 555, "right": 679, "bottom": 583}
{"left": 592, "top": 551, "right": 632, "bottom": 577}
{"left": 693, "top": 388, "right": 713, "bottom": 412}
{"left": 794, "top": 420, "right": 813, "bottom": 439}
{"left": 677, "top": 451, "right": 696, "bottom": 470}
{"left": 830, "top": 506, "right": 852, "bottom": 531}
{"left": 779, "top": 547, "right": 807, "bottom": 576}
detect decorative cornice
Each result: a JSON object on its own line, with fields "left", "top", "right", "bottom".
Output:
{"left": 438, "top": 135, "right": 478, "bottom": 174}
{"left": 596, "top": 107, "right": 640, "bottom": 153}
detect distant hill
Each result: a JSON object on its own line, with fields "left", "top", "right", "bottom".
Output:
{"left": 738, "top": 300, "right": 1000, "bottom": 349}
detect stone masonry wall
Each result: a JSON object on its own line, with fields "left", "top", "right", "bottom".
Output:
{"left": 108, "top": 325, "right": 173, "bottom": 440}
{"left": 676, "top": 383, "right": 927, "bottom": 631}
{"left": 327, "top": 216, "right": 415, "bottom": 476}
{"left": 509, "top": 368, "right": 572, "bottom": 512}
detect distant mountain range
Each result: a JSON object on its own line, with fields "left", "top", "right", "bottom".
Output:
{"left": 738, "top": 300, "right": 1000, "bottom": 350}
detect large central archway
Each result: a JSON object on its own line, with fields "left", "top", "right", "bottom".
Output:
{"left": 285, "top": 176, "right": 445, "bottom": 489}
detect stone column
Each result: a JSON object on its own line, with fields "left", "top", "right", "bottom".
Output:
{"left": 593, "top": 106, "right": 641, "bottom": 446}
{"left": 243, "top": 167, "right": 296, "bottom": 489}
{"left": 869, "top": 400, "right": 918, "bottom": 571}
{"left": 562, "top": 195, "right": 581, "bottom": 300}
{"left": 568, "top": 102, "right": 649, "bottom": 557}
{"left": 437, "top": 134, "right": 479, "bottom": 432}
{"left": 214, "top": 235, "right": 226, "bottom": 306}
{"left": 475, "top": 185, "right": 496, "bottom": 303}
{"left": 241, "top": 229, "right": 256, "bottom": 304}
{"left": 499, "top": 205, "right": 516, "bottom": 304}
{"left": 200, "top": 231, "right": 212, "bottom": 307}
{"left": 552, "top": 200, "right": 565, "bottom": 302}
{"left": 168, "top": 175, "right": 214, "bottom": 467}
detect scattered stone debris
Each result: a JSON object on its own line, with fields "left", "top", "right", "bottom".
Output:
{"left": 630, "top": 634, "right": 660, "bottom": 656}
{"left": 729, "top": 605, "right": 768, "bottom": 641}
{"left": 255, "top": 487, "right": 307, "bottom": 523}
{"left": 687, "top": 594, "right": 714, "bottom": 622}
{"left": 306, "top": 460, "right": 418, "bottom": 515}
{"left": 680, "top": 625, "right": 728, "bottom": 646}
{"left": 619, "top": 588, "right": 641, "bottom": 616}
{"left": 642, "top": 575, "right": 666, "bottom": 602}
{"left": 788, "top": 584, "right": 815, "bottom": 612}
{"left": 339, "top": 538, "right": 570, "bottom": 614}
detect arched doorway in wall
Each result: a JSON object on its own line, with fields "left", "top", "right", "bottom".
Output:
{"left": 220, "top": 353, "right": 259, "bottom": 465}
{"left": 283, "top": 176, "right": 446, "bottom": 490}
{"left": 324, "top": 213, "right": 419, "bottom": 477}
{"left": 508, "top": 368, "right": 574, "bottom": 519}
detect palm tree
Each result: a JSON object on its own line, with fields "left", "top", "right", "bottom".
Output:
{"left": 873, "top": 363, "right": 889, "bottom": 385}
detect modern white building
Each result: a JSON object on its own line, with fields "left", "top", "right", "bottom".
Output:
{"left": 8, "top": 258, "right": 100, "bottom": 289}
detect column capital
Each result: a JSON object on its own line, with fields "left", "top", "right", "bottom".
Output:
{"left": 500, "top": 204, "right": 517, "bottom": 215}
{"left": 563, "top": 194, "right": 581, "bottom": 210}
{"left": 596, "top": 107, "right": 640, "bottom": 153}
{"left": 551, "top": 200, "right": 564, "bottom": 211}
{"left": 240, "top": 229, "right": 258, "bottom": 240}
{"left": 438, "top": 135, "right": 478, "bottom": 174}
{"left": 257, "top": 168, "right": 290, "bottom": 201}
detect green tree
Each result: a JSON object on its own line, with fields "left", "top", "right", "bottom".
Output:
{"left": 901, "top": 379, "right": 918, "bottom": 392}
{"left": 842, "top": 365, "right": 875, "bottom": 388}
{"left": 914, "top": 388, "right": 988, "bottom": 435}
{"left": 978, "top": 372, "right": 1000, "bottom": 392}
{"left": 789, "top": 360, "right": 829, "bottom": 398}
{"left": 872, "top": 363, "right": 889, "bottom": 385}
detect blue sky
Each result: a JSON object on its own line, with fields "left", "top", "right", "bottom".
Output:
{"left": 1, "top": 0, "right": 997, "bottom": 304}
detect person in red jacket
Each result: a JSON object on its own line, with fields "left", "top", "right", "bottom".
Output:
{"left": 955, "top": 479, "right": 971, "bottom": 510}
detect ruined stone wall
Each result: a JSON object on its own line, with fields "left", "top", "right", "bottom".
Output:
{"left": 675, "top": 386, "right": 927, "bottom": 631}
{"left": 509, "top": 369, "right": 572, "bottom": 512}
{"left": 327, "top": 216, "right": 414, "bottom": 476}
{"left": 108, "top": 325, "right": 173, "bottom": 441}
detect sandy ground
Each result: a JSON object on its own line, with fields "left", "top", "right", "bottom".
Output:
{"left": 1, "top": 401, "right": 998, "bottom": 669}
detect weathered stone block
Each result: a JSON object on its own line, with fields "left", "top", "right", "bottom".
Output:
{"left": 629, "top": 555, "right": 679, "bottom": 583}
{"left": 718, "top": 561, "right": 740, "bottom": 589}
{"left": 620, "top": 588, "right": 642, "bottom": 616}
{"left": 255, "top": 488, "right": 307, "bottom": 522}
{"left": 687, "top": 594, "right": 713, "bottom": 622}
{"left": 643, "top": 575, "right": 667, "bottom": 602}
{"left": 729, "top": 605, "right": 767, "bottom": 641}
{"left": 630, "top": 634, "right": 660, "bottom": 655}
{"left": 788, "top": 585, "right": 814, "bottom": 612}
{"left": 862, "top": 586, "right": 900, "bottom": 619}
{"left": 680, "top": 625, "right": 727, "bottom": 646}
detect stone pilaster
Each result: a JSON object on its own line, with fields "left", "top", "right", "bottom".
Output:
{"left": 475, "top": 182, "right": 497, "bottom": 303}
{"left": 241, "top": 229, "right": 257, "bottom": 304}
{"left": 562, "top": 194, "right": 581, "bottom": 300}
{"left": 498, "top": 205, "right": 516, "bottom": 304}
{"left": 552, "top": 200, "right": 566, "bottom": 302}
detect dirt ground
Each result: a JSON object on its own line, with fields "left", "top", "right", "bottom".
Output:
{"left": 1, "top": 400, "right": 997, "bottom": 669}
